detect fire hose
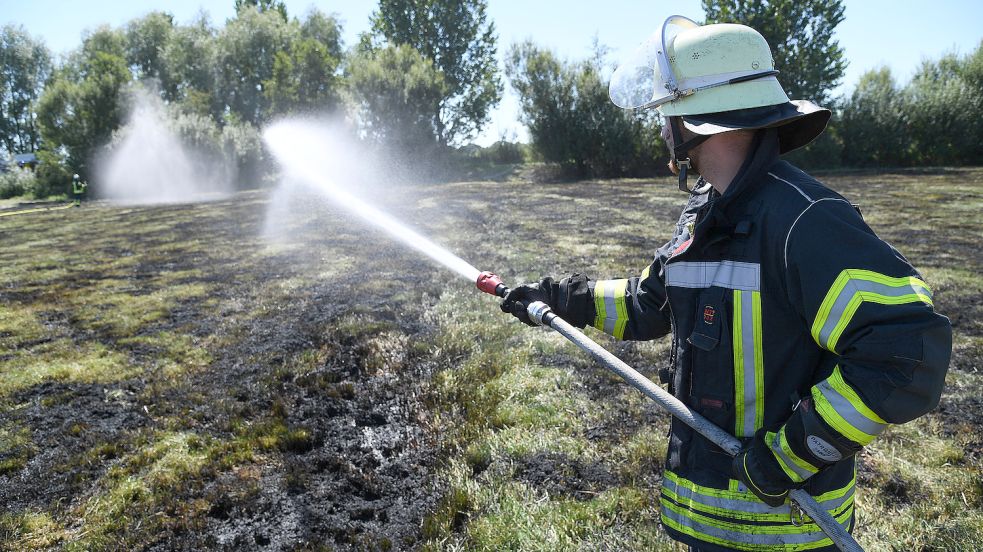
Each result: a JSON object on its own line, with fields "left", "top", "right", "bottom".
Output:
{"left": 0, "top": 203, "right": 75, "bottom": 218}
{"left": 476, "top": 271, "right": 864, "bottom": 552}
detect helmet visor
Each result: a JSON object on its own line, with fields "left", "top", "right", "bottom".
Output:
{"left": 609, "top": 15, "right": 699, "bottom": 110}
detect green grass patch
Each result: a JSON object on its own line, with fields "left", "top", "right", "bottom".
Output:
{"left": 0, "top": 304, "right": 46, "bottom": 349}
{"left": 0, "top": 424, "right": 34, "bottom": 475}
{"left": 0, "top": 340, "right": 136, "bottom": 398}
{"left": 71, "top": 283, "right": 211, "bottom": 337}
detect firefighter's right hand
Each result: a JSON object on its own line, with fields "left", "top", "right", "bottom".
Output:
{"left": 500, "top": 281, "right": 550, "bottom": 327}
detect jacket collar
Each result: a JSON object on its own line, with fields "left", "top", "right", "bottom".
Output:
{"left": 684, "top": 128, "right": 780, "bottom": 249}
{"left": 715, "top": 127, "right": 781, "bottom": 209}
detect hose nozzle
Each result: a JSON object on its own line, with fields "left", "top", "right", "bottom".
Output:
{"left": 476, "top": 271, "right": 508, "bottom": 297}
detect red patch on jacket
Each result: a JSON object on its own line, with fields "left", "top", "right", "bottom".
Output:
{"left": 703, "top": 305, "right": 716, "bottom": 325}
{"left": 672, "top": 238, "right": 692, "bottom": 257}
{"left": 700, "top": 398, "right": 725, "bottom": 409}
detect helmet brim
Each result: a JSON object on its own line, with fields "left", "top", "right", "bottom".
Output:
{"left": 680, "top": 100, "right": 831, "bottom": 154}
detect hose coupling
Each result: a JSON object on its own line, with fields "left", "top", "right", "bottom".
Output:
{"left": 526, "top": 301, "right": 554, "bottom": 327}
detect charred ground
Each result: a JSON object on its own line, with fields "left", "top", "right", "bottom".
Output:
{"left": 1, "top": 168, "right": 982, "bottom": 550}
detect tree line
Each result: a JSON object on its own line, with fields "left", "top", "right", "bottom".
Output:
{"left": 0, "top": 0, "right": 501, "bottom": 198}
{"left": 1, "top": 0, "right": 981, "bottom": 200}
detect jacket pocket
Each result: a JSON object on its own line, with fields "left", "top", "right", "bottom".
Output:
{"left": 687, "top": 287, "right": 735, "bottom": 430}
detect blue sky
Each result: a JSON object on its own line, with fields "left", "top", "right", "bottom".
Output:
{"left": 5, "top": 1, "right": 982, "bottom": 145}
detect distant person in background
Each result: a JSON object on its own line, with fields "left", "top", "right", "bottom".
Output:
{"left": 500, "top": 16, "right": 951, "bottom": 551}
{"left": 72, "top": 174, "right": 87, "bottom": 207}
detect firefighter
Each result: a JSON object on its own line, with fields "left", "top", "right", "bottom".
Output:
{"left": 72, "top": 174, "right": 87, "bottom": 207}
{"left": 501, "top": 17, "right": 951, "bottom": 551}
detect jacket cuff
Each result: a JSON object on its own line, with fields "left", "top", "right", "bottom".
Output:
{"left": 552, "top": 273, "right": 594, "bottom": 329}
{"left": 811, "top": 365, "right": 888, "bottom": 446}
{"left": 771, "top": 397, "right": 863, "bottom": 484}
{"left": 591, "top": 278, "right": 629, "bottom": 338}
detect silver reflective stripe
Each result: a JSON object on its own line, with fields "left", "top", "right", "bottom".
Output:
{"left": 665, "top": 261, "right": 760, "bottom": 291}
{"left": 770, "top": 433, "right": 815, "bottom": 482}
{"left": 817, "top": 379, "right": 887, "bottom": 437}
{"left": 663, "top": 474, "right": 786, "bottom": 515}
{"left": 816, "top": 278, "right": 932, "bottom": 349}
{"left": 661, "top": 505, "right": 845, "bottom": 546}
{"left": 662, "top": 473, "right": 854, "bottom": 516}
{"left": 602, "top": 285, "right": 618, "bottom": 335}
{"left": 737, "top": 290, "right": 757, "bottom": 436}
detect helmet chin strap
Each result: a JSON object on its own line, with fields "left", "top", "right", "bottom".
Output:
{"left": 669, "top": 117, "right": 711, "bottom": 194}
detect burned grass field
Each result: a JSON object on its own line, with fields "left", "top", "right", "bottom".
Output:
{"left": 1, "top": 168, "right": 982, "bottom": 551}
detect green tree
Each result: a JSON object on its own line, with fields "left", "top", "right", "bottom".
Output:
{"left": 348, "top": 44, "right": 448, "bottom": 152}
{"left": 163, "top": 14, "right": 220, "bottom": 117}
{"left": 368, "top": 0, "right": 501, "bottom": 146}
{"left": 904, "top": 53, "right": 983, "bottom": 166}
{"left": 235, "top": 0, "right": 288, "bottom": 21}
{"left": 36, "top": 27, "right": 132, "bottom": 177}
{"left": 264, "top": 50, "right": 297, "bottom": 116}
{"left": 215, "top": 6, "right": 292, "bottom": 124}
{"left": 0, "top": 24, "right": 52, "bottom": 154}
{"left": 264, "top": 11, "right": 343, "bottom": 117}
{"left": 506, "top": 41, "right": 663, "bottom": 177}
{"left": 702, "top": 0, "right": 847, "bottom": 106}
{"left": 124, "top": 11, "right": 174, "bottom": 92}
{"left": 838, "top": 68, "right": 907, "bottom": 167}
{"left": 286, "top": 38, "right": 340, "bottom": 113}
{"left": 959, "top": 40, "right": 983, "bottom": 92}
{"left": 300, "top": 8, "right": 343, "bottom": 61}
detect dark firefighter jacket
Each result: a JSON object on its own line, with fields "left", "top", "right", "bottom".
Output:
{"left": 588, "top": 129, "right": 951, "bottom": 551}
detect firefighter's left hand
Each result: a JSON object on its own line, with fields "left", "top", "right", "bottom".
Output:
{"left": 500, "top": 274, "right": 595, "bottom": 328}
{"left": 500, "top": 281, "right": 549, "bottom": 326}
{"left": 733, "top": 430, "right": 797, "bottom": 507}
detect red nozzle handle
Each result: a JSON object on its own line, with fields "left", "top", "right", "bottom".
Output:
{"left": 476, "top": 271, "right": 509, "bottom": 297}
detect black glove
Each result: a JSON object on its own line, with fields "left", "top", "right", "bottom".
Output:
{"left": 500, "top": 274, "right": 594, "bottom": 328}
{"left": 732, "top": 429, "right": 798, "bottom": 507}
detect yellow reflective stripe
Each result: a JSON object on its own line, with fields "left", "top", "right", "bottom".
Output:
{"left": 663, "top": 470, "right": 855, "bottom": 513}
{"left": 811, "top": 269, "right": 933, "bottom": 352}
{"left": 662, "top": 484, "right": 793, "bottom": 523}
{"left": 640, "top": 264, "right": 651, "bottom": 281}
{"left": 593, "top": 280, "right": 608, "bottom": 331}
{"left": 664, "top": 470, "right": 747, "bottom": 500}
{"left": 828, "top": 366, "right": 886, "bottom": 424}
{"left": 660, "top": 499, "right": 852, "bottom": 548}
{"left": 751, "top": 291, "right": 764, "bottom": 432}
{"left": 733, "top": 290, "right": 746, "bottom": 437}
{"left": 812, "top": 385, "right": 874, "bottom": 445}
{"left": 814, "top": 473, "right": 856, "bottom": 503}
{"left": 769, "top": 428, "right": 819, "bottom": 483}
{"left": 592, "top": 279, "right": 629, "bottom": 339}
{"left": 812, "top": 366, "right": 888, "bottom": 446}
{"left": 733, "top": 290, "right": 764, "bottom": 437}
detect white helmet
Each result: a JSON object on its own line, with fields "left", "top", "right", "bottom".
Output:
{"left": 610, "top": 16, "right": 788, "bottom": 115}
{"left": 610, "top": 16, "right": 830, "bottom": 192}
